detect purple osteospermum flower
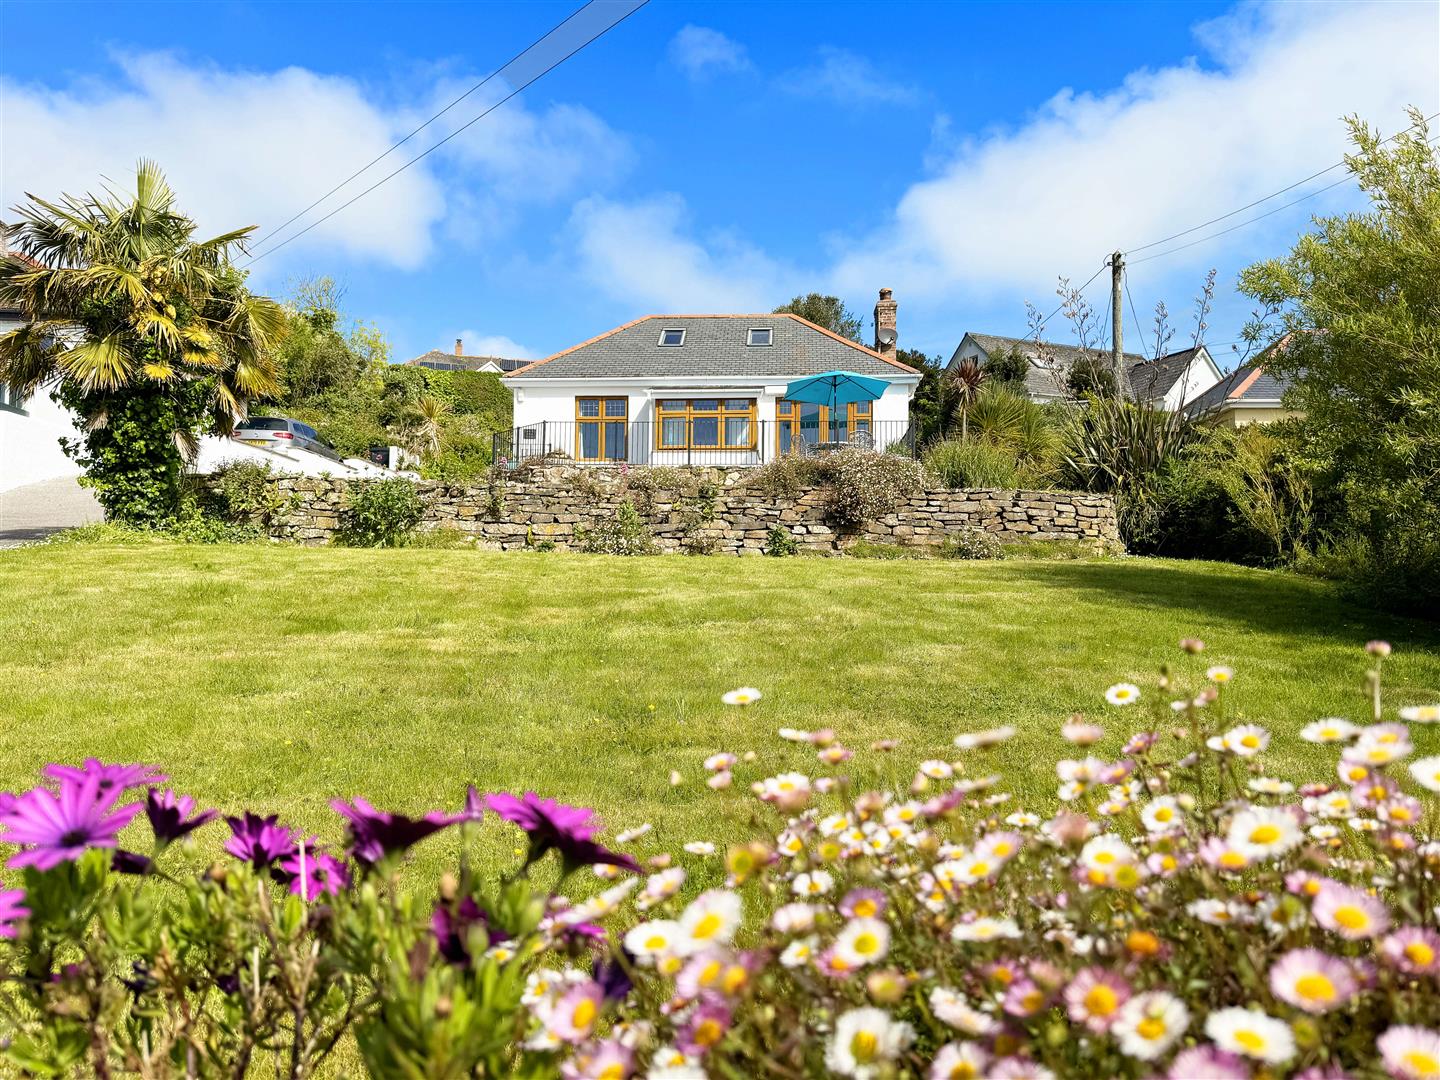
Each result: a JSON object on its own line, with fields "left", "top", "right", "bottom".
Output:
{"left": 145, "top": 789, "right": 218, "bottom": 847}
{"left": 0, "top": 889, "right": 29, "bottom": 937}
{"left": 484, "top": 792, "right": 639, "bottom": 873}
{"left": 0, "top": 773, "right": 145, "bottom": 870}
{"left": 224, "top": 812, "right": 294, "bottom": 869}
{"left": 432, "top": 896, "right": 506, "bottom": 966}
{"left": 111, "top": 850, "right": 153, "bottom": 875}
{"left": 591, "top": 952, "right": 633, "bottom": 1002}
{"left": 460, "top": 785, "right": 486, "bottom": 822}
{"left": 279, "top": 837, "right": 351, "bottom": 899}
{"left": 330, "top": 798, "right": 456, "bottom": 867}
{"left": 44, "top": 760, "right": 167, "bottom": 796}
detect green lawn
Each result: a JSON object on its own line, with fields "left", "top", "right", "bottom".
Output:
{"left": 2, "top": 543, "right": 1438, "bottom": 884}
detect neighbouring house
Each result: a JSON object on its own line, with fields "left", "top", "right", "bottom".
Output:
{"left": 947, "top": 332, "right": 1223, "bottom": 410}
{"left": 405, "top": 339, "right": 529, "bottom": 374}
{"left": 501, "top": 290, "right": 920, "bottom": 466}
{"left": 0, "top": 300, "right": 82, "bottom": 493}
{"left": 1185, "top": 358, "right": 1298, "bottom": 427}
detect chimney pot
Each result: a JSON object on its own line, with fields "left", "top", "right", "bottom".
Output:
{"left": 455, "top": 338, "right": 463, "bottom": 356}
{"left": 873, "top": 288, "right": 898, "bottom": 359}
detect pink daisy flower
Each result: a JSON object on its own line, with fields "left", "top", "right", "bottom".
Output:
{"left": 1167, "top": 1047, "right": 1250, "bottom": 1079}
{"left": 1378, "top": 1025, "right": 1440, "bottom": 1080}
{"left": 1312, "top": 880, "right": 1391, "bottom": 940}
{"left": 1381, "top": 927, "right": 1440, "bottom": 975}
{"left": 1269, "top": 948, "right": 1357, "bottom": 1013}
{"left": 1063, "top": 968, "right": 1130, "bottom": 1032}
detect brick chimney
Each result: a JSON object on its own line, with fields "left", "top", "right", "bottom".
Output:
{"left": 874, "top": 288, "right": 898, "bottom": 359}
{"left": 454, "top": 338, "right": 464, "bottom": 357}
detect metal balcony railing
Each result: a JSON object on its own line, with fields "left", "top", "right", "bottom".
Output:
{"left": 493, "top": 419, "right": 916, "bottom": 468}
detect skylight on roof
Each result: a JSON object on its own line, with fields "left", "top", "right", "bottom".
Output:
{"left": 658, "top": 328, "right": 685, "bottom": 347}
{"left": 747, "top": 327, "right": 772, "bottom": 347}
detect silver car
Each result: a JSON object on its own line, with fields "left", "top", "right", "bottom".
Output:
{"left": 232, "top": 416, "right": 342, "bottom": 462}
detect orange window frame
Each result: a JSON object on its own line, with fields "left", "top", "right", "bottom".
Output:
{"left": 575, "top": 396, "right": 628, "bottom": 461}
{"left": 653, "top": 398, "right": 757, "bottom": 451}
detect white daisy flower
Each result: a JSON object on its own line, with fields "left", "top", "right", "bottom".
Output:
{"left": 1105, "top": 683, "right": 1141, "bottom": 706}
{"left": 678, "top": 890, "right": 742, "bottom": 949}
{"left": 1205, "top": 1006, "right": 1296, "bottom": 1065}
{"left": 779, "top": 936, "right": 818, "bottom": 968}
{"left": 833, "top": 917, "right": 891, "bottom": 968}
{"left": 1113, "top": 992, "right": 1188, "bottom": 1061}
{"left": 1409, "top": 756, "right": 1440, "bottom": 793}
{"left": 825, "top": 1008, "right": 914, "bottom": 1078}
{"left": 929, "top": 987, "right": 1001, "bottom": 1035}
{"left": 721, "top": 687, "right": 761, "bottom": 706}
{"left": 616, "top": 823, "right": 652, "bottom": 844}
{"left": 1228, "top": 806, "right": 1303, "bottom": 861}
{"left": 1301, "top": 718, "right": 1360, "bottom": 743}
{"left": 1400, "top": 705, "right": 1440, "bottom": 724}
{"left": 792, "top": 870, "right": 835, "bottom": 897}
{"left": 1140, "top": 796, "right": 1183, "bottom": 833}
{"left": 771, "top": 902, "right": 818, "bottom": 934}
{"left": 951, "top": 916, "right": 1021, "bottom": 942}
{"left": 683, "top": 841, "right": 715, "bottom": 856}
{"left": 1206, "top": 665, "right": 1235, "bottom": 683}
{"left": 918, "top": 760, "right": 954, "bottom": 780}
{"left": 623, "top": 919, "right": 685, "bottom": 963}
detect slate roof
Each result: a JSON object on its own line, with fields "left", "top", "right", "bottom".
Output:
{"left": 1186, "top": 362, "right": 1293, "bottom": 415}
{"left": 1128, "top": 346, "right": 1212, "bottom": 402}
{"left": 959, "top": 332, "right": 1147, "bottom": 401}
{"left": 404, "top": 350, "right": 529, "bottom": 372}
{"left": 506, "top": 314, "right": 919, "bottom": 381}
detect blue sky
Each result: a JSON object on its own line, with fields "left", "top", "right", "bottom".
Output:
{"left": 3, "top": 0, "right": 1436, "bottom": 368}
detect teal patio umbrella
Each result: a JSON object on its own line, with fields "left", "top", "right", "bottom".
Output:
{"left": 783, "top": 370, "right": 890, "bottom": 410}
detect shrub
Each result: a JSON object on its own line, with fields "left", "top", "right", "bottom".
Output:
{"left": 819, "top": 448, "right": 928, "bottom": 528}
{"left": 3, "top": 644, "right": 1436, "bottom": 1077}
{"left": 337, "top": 478, "right": 425, "bottom": 547}
{"left": 763, "top": 524, "right": 798, "bottom": 557}
{"left": 204, "top": 461, "right": 294, "bottom": 528}
{"left": 937, "top": 527, "right": 1005, "bottom": 559}
{"left": 574, "top": 501, "right": 656, "bottom": 555}
{"left": 924, "top": 439, "right": 1025, "bottom": 489}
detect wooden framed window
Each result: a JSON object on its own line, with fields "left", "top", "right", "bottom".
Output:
{"left": 654, "top": 398, "right": 756, "bottom": 450}
{"left": 575, "top": 396, "right": 628, "bottom": 461}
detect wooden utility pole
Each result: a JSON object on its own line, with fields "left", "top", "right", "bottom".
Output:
{"left": 1110, "top": 251, "right": 1128, "bottom": 399}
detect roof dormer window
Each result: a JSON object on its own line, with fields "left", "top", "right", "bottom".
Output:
{"left": 747, "top": 327, "right": 773, "bottom": 347}
{"left": 658, "top": 328, "right": 686, "bottom": 347}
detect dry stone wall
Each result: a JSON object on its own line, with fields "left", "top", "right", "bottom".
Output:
{"left": 264, "top": 467, "right": 1120, "bottom": 554}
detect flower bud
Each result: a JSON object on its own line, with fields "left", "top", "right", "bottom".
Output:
{"left": 439, "top": 873, "right": 458, "bottom": 902}
{"left": 866, "top": 970, "right": 905, "bottom": 1004}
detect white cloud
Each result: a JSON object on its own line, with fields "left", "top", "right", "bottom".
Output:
{"left": 452, "top": 332, "right": 536, "bottom": 360}
{"left": 569, "top": 194, "right": 796, "bottom": 313}
{"left": 668, "top": 25, "right": 752, "bottom": 80}
{"left": 830, "top": 1, "right": 1439, "bottom": 300}
{"left": 778, "top": 46, "right": 921, "bottom": 107}
{"left": 1, "top": 52, "right": 629, "bottom": 275}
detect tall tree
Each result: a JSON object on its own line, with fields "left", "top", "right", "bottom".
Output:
{"left": 774, "top": 294, "right": 863, "bottom": 342}
{"left": 1239, "top": 107, "right": 1440, "bottom": 611}
{"left": 0, "top": 161, "right": 284, "bottom": 524}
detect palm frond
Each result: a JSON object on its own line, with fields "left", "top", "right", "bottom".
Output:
{"left": 57, "top": 334, "right": 134, "bottom": 391}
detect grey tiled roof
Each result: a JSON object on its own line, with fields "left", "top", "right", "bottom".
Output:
{"left": 507, "top": 315, "right": 918, "bottom": 380}
{"left": 1128, "top": 347, "right": 1207, "bottom": 401}
{"left": 405, "top": 350, "right": 529, "bottom": 372}
{"left": 960, "top": 332, "right": 1147, "bottom": 401}
{"left": 1186, "top": 362, "right": 1293, "bottom": 414}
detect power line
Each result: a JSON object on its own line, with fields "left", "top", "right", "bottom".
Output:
{"left": 243, "top": 0, "right": 649, "bottom": 266}
{"left": 1124, "top": 110, "right": 1438, "bottom": 257}
{"left": 251, "top": 2, "right": 596, "bottom": 249}
{"left": 1128, "top": 133, "right": 1440, "bottom": 267}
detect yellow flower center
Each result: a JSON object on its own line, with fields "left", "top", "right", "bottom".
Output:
{"left": 853, "top": 899, "right": 877, "bottom": 917}
{"left": 1094, "top": 851, "right": 1116, "bottom": 865}
{"left": 692, "top": 913, "right": 723, "bottom": 939}
{"left": 970, "top": 861, "right": 990, "bottom": 876}
{"left": 1407, "top": 942, "right": 1436, "bottom": 966}
{"left": 1113, "top": 865, "right": 1140, "bottom": 888}
{"left": 644, "top": 934, "right": 668, "bottom": 951}
{"left": 1021, "top": 990, "right": 1044, "bottom": 1012}
{"left": 1333, "top": 905, "right": 1369, "bottom": 931}
{"left": 1154, "top": 807, "right": 1174, "bottom": 822}
{"left": 1136, "top": 1017, "right": 1167, "bottom": 1040}
{"left": 699, "top": 960, "right": 722, "bottom": 986}
{"left": 1083, "top": 985, "right": 1119, "bottom": 1016}
{"left": 1392, "top": 807, "right": 1414, "bottom": 822}
{"left": 950, "top": 1063, "right": 979, "bottom": 1079}
{"left": 572, "top": 998, "right": 597, "bottom": 1031}
{"left": 1240, "top": 734, "right": 1260, "bottom": 748}
{"left": 854, "top": 933, "right": 880, "bottom": 956}
{"left": 1087, "top": 869, "right": 1107, "bottom": 885}
{"left": 1234, "top": 1030, "right": 1265, "bottom": 1053}
{"left": 1321, "top": 727, "right": 1338, "bottom": 738}
{"left": 1249, "top": 824, "right": 1282, "bottom": 844}
{"left": 695, "top": 1019, "right": 724, "bottom": 1047}
{"left": 1403, "top": 1051, "right": 1440, "bottom": 1076}
{"left": 1126, "top": 931, "right": 1160, "bottom": 955}
{"left": 1295, "top": 973, "right": 1336, "bottom": 1002}
{"left": 1303, "top": 880, "right": 1321, "bottom": 897}
{"left": 721, "top": 965, "right": 748, "bottom": 994}
{"left": 851, "top": 1030, "right": 878, "bottom": 1064}
{"left": 599, "top": 1066, "right": 624, "bottom": 1080}
{"left": 993, "top": 842, "right": 1014, "bottom": 856}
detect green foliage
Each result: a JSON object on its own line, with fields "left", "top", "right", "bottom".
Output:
{"left": 0, "top": 162, "right": 285, "bottom": 524}
{"left": 773, "top": 293, "right": 863, "bottom": 342}
{"left": 1059, "top": 397, "right": 1198, "bottom": 547}
{"left": 924, "top": 438, "right": 1025, "bottom": 489}
{"left": 898, "top": 348, "right": 951, "bottom": 445}
{"left": 1065, "top": 350, "right": 1118, "bottom": 398}
{"left": 1239, "top": 107, "right": 1440, "bottom": 616}
{"left": 338, "top": 479, "right": 425, "bottom": 547}
{"left": 57, "top": 381, "right": 209, "bottom": 527}
{"left": 984, "top": 344, "right": 1031, "bottom": 391}
{"left": 938, "top": 528, "right": 1005, "bottom": 560}
{"left": 574, "top": 500, "right": 657, "bottom": 555}
{"left": 205, "top": 460, "right": 294, "bottom": 529}
{"left": 763, "top": 524, "right": 798, "bottom": 557}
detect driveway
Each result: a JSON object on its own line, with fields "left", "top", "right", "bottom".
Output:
{"left": 0, "top": 476, "right": 103, "bottom": 548}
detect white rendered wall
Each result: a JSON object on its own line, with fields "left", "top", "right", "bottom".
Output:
{"left": 0, "top": 387, "right": 82, "bottom": 493}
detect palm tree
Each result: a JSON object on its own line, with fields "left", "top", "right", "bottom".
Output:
{"left": 0, "top": 161, "right": 285, "bottom": 522}
{"left": 948, "top": 358, "right": 987, "bottom": 441}
{"left": 406, "top": 394, "right": 451, "bottom": 458}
